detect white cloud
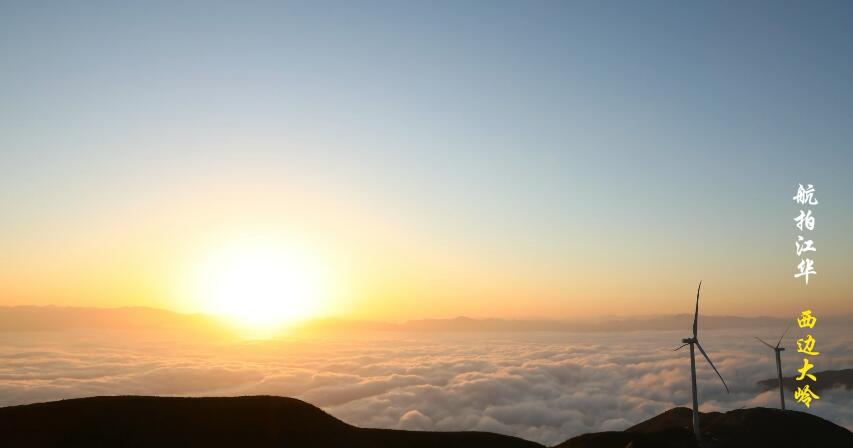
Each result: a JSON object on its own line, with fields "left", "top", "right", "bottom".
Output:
{"left": 1, "top": 326, "right": 850, "bottom": 446}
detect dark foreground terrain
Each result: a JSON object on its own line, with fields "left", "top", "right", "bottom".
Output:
{"left": 556, "top": 406, "right": 853, "bottom": 448}
{"left": 0, "top": 396, "right": 539, "bottom": 448}
{"left": 1, "top": 396, "right": 851, "bottom": 447}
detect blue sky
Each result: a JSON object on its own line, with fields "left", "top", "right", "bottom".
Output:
{"left": 1, "top": 1, "right": 851, "bottom": 317}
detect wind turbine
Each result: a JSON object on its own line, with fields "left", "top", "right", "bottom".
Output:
{"left": 673, "top": 281, "right": 729, "bottom": 442}
{"left": 755, "top": 324, "right": 792, "bottom": 410}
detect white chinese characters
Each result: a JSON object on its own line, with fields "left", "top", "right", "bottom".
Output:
{"left": 792, "top": 184, "right": 818, "bottom": 284}
{"left": 793, "top": 183, "right": 819, "bottom": 206}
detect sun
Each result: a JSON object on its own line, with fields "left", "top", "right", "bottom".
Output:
{"left": 186, "top": 237, "right": 329, "bottom": 333}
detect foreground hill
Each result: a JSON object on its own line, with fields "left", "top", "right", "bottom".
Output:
{"left": 1, "top": 397, "right": 851, "bottom": 447}
{"left": 0, "top": 396, "right": 542, "bottom": 448}
{"left": 556, "top": 406, "right": 853, "bottom": 448}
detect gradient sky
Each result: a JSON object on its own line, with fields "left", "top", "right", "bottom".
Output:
{"left": 1, "top": 1, "right": 851, "bottom": 321}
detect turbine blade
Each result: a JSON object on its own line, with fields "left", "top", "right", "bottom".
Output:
{"left": 673, "top": 343, "right": 689, "bottom": 351}
{"left": 692, "top": 281, "right": 702, "bottom": 338}
{"left": 696, "top": 341, "right": 730, "bottom": 393}
{"left": 776, "top": 323, "right": 792, "bottom": 348}
{"left": 755, "top": 337, "right": 775, "bottom": 349}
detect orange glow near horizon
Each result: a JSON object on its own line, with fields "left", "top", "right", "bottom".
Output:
{"left": 182, "top": 235, "right": 335, "bottom": 335}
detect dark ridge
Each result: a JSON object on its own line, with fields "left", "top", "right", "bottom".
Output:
{"left": 0, "top": 395, "right": 543, "bottom": 448}
{"left": 556, "top": 406, "right": 853, "bottom": 448}
{"left": 758, "top": 368, "right": 853, "bottom": 394}
{"left": 2, "top": 396, "right": 851, "bottom": 447}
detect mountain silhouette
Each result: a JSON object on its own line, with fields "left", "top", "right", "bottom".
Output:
{"left": 758, "top": 368, "right": 853, "bottom": 395}
{"left": 555, "top": 406, "right": 853, "bottom": 448}
{"left": 1, "top": 396, "right": 851, "bottom": 447}
{"left": 0, "top": 396, "right": 541, "bottom": 448}
{"left": 7, "top": 306, "right": 853, "bottom": 335}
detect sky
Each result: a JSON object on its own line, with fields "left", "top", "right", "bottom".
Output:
{"left": 1, "top": 1, "right": 852, "bottom": 323}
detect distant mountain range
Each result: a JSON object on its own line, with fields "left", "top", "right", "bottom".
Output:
{"left": 0, "top": 306, "right": 233, "bottom": 338}
{"left": 758, "top": 369, "right": 853, "bottom": 394}
{"left": 2, "top": 305, "right": 851, "bottom": 334}
{"left": 294, "top": 314, "right": 852, "bottom": 333}
{"left": 1, "top": 396, "right": 850, "bottom": 447}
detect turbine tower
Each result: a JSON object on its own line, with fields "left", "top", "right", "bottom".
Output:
{"left": 674, "top": 281, "right": 729, "bottom": 442}
{"left": 755, "top": 324, "right": 792, "bottom": 410}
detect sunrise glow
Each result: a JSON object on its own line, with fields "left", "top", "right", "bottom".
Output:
{"left": 185, "top": 237, "right": 330, "bottom": 332}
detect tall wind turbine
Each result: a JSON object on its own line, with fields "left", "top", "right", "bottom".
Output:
{"left": 673, "top": 281, "right": 730, "bottom": 442}
{"left": 755, "top": 324, "right": 792, "bottom": 410}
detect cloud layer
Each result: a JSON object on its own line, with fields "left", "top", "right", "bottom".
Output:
{"left": 1, "top": 327, "right": 851, "bottom": 445}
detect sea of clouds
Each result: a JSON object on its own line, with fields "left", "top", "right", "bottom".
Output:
{"left": 1, "top": 326, "right": 851, "bottom": 446}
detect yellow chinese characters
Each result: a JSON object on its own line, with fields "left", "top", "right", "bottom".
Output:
{"left": 793, "top": 310, "right": 820, "bottom": 408}
{"left": 794, "top": 385, "right": 820, "bottom": 408}
{"left": 797, "top": 310, "right": 816, "bottom": 329}
{"left": 795, "top": 358, "right": 816, "bottom": 382}
{"left": 796, "top": 334, "right": 820, "bottom": 356}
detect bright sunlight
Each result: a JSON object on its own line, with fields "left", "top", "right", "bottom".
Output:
{"left": 185, "top": 236, "right": 330, "bottom": 334}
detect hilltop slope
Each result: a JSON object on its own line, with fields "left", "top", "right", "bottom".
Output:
{"left": 556, "top": 406, "right": 853, "bottom": 448}
{"left": 2, "top": 396, "right": 851, "bottom": 447}
{"left": 0, "top": 395, "right": 542, "bottom": 448}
